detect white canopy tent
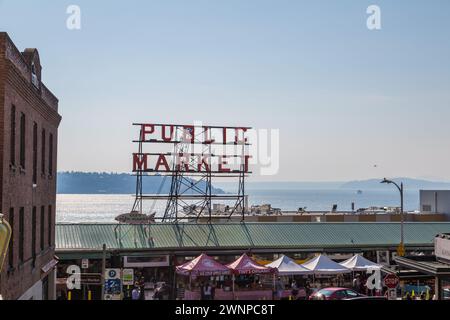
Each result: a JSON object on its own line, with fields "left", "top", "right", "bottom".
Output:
{"left": 339, "top": 254, "right": 381, "bottom": 271}
{"left": 301, "top": 255, "right": 351, "bottom": 275}
{"left": 266, "top": 255, "right": 313, "bottom": 275}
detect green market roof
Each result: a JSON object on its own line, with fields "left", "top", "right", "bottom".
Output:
{"left": 56, "top": 222, "right": 450, "bottom": 253}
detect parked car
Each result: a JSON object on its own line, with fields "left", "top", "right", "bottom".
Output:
{"left": 444, "top": 288, "right": 450, "bottom": 300}
{"left": 309, "top": 287, "right": 365, "bottom": 300}
{"left": 343, "top": 296, "right": 388, "bottom": 301}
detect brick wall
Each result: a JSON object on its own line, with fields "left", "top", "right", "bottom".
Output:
{"left": 0, "top": 32, "right": 61, "bottom": 300}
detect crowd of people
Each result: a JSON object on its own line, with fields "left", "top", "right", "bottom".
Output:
{"left": 274, "top": 277, "right": 313, "bottom": 300}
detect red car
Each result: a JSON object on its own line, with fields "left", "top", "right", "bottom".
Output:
{"left": 309, "top": 287, "right": 365, "bottom": 300}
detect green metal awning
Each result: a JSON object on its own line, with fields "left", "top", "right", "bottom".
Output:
{"left": 56, "top": 222, "right": 450, "bottom": 253}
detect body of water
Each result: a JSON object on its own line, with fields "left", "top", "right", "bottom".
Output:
{"left": 56, "top": 189, "right": 420, "bottom": 223}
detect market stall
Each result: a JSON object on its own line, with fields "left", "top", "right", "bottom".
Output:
{"left": 227, "top": 253, "right": 276, "bottom": 300}
{"left": 302, "top": 255, "right": 351, "bottom": 275}
{"left": 339, "top": 254, "right": 381, "bottom": 271}
{"left": 266, "top": 255, "right": 313, "bottom": 299}
{"left": 301, "top": 255, "right": 351, "bottom": 288}
{"left": 176, "top": 253, "right": 232, "bottom": 300}
{"left": 266, "top": 255, "right": 313, "bottom": 276}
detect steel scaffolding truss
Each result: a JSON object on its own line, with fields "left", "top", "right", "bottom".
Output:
{"left": 132, "top": 124, "right": 251, "bottom": 223}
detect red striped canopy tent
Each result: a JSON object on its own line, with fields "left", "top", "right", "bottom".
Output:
{"left": 227, "top": 253, "right": 276, "bottom": 275}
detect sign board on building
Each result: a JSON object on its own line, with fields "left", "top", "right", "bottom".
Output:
{"left": 115, "top": 211, "right": 156, "bottom": 225}
{"left": 124, "top": 255, "right": 170, "bottom": 268}
{"left": 104, "top": 268, "right": 122, "bottom": 300}
{"left": 132, "top": 124, "right": 251, "bottom": 174}
{"left": 122, "top": 269, "right": 134, "bottom": 286}
{"left": 435, "top": 234, "right": 450, "bottom": 264}
{"left": 81, "top": 259, "right": 89, "bottom": 269}
{"left": 81, "top": 273, "right": 102, "bottom": 285}
{"left": 376, "top": 250, "right": 390, "bottom": 266}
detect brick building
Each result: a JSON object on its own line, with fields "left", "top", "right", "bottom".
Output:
{"left": 0, "top": 33, "right": 61, "bottom": 300}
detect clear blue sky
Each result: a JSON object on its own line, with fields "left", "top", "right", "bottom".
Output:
{"left": 1, "top": 0, "right": 450, "bottom": 181}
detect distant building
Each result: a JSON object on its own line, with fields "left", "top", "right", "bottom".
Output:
{"left": 0, "top": 32, "right": 62, "bottom": 300}
{"left": 420, "top": 190, "right": 450, "bottom": 215}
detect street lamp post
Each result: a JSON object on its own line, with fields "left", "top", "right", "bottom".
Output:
{"left": 381, "top": 178, "right": 405, "bottom": 254}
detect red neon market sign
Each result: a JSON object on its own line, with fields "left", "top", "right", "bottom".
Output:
{"left": 132, "top": 123, "right": 251, "bottom": 174}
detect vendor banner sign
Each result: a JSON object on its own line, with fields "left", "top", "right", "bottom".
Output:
{"left": 435, "top": 234, "right": 450, "bottom": 264}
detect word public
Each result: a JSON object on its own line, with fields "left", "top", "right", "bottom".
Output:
{"left": 136, "top": 123, "right": 250, "bottom": 145}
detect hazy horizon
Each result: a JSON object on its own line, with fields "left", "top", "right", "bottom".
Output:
{"left": 57, "top": 171, "right": 450, "bottom": 184}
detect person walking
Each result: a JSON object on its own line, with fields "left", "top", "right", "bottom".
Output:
{"left": 305, "top": 280, "right": 311, "bottom": 297}
{"left": 199, "top": 282, "right": 205, "bottom": 300}
{"left": 132, "top": 286, "right": 141, "bottom": 300}
{"left": 352, "top": 275, "right": 361, "bottom": 293}
{"left": 211, "top": 283, "right": 216, "bottom": 300}
{"left": 203, "top": 283, "right": 213, "bottom": 300}
{"left": 291, "top": 280, "right": 299, "bottom": 299}
{"left": 419, "top": 292, "right": 426, "bottom": 300}
{"left": 276, "top": 277, "right": 285, "bottom": 300}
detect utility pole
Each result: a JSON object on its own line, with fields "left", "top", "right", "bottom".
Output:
{"left": 101, "top": 244, "right": 107, "bottom": 300}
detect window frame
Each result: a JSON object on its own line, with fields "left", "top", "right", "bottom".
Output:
{"left": 40, "top": 206, "right": 45, "bottom": 252}
{"left": 10, "top": 105, "right": 16, "bottom": 166}
{"left": 19, "top": 113, "right": 26, "bottom": 169}
{"left": 33, "top": 122, "right": 38, "bottom": 184}
{"left": 18, "top": 207, "right": 25, "bottom": 264}
{"left": 8, "top": 208, "right": 14, "bottom": 268}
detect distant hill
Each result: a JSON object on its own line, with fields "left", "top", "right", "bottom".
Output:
{"left": 215, "top": 178, "right": 450, "bottom": 192}
{"left": 57, "top": 172, "right": 225, "bottom": 194}
{"left": 341, "top": 178, "right": 450, "bottom": 191}
{"left": 214, "top": 181, "right": 344, "bottom": 191}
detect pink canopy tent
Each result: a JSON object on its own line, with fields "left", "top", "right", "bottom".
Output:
{"left": 176, "top": 253, "right": 231, "bottom": 276}
{"left": 226, "top": 253, "right": 275, "bottom": 275}
{"left": 226, "top": 254, "right": 276, "bottom": 299}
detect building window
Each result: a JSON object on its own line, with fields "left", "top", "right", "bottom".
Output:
{"left": 49, "top": 134, "right": 53, "bottom": 176}
{"left": 32, "top": 207, "right": 37, "bottom": 259}
{"left": 8, "top": 208, "right": 14, "bottom": 268}
{"left": 48, "top": 205, "right": 52, "bottom": 247}
{"left": 40, "top": 206, "right": 45, "bottom": 252}
{"left": 10, "top": 105, "right": 16, "bottom": 166}
{"left": 19, "top": 207, "right": 24, "bottom": 263}
{"left": 33, "top": 122, "right": 38, "bottom": 184}
{"left": 20, "top": 113, "right": 26, "bottom": 169}
{"left": 41, "top": 129, "right": 46, "bottom": 176}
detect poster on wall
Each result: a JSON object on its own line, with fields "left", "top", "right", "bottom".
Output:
{"left": 435, "top": 236, "right": 450, "bottom": 263}
{"left": 122, "top": 269, "right": 134, "bottom": 286}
